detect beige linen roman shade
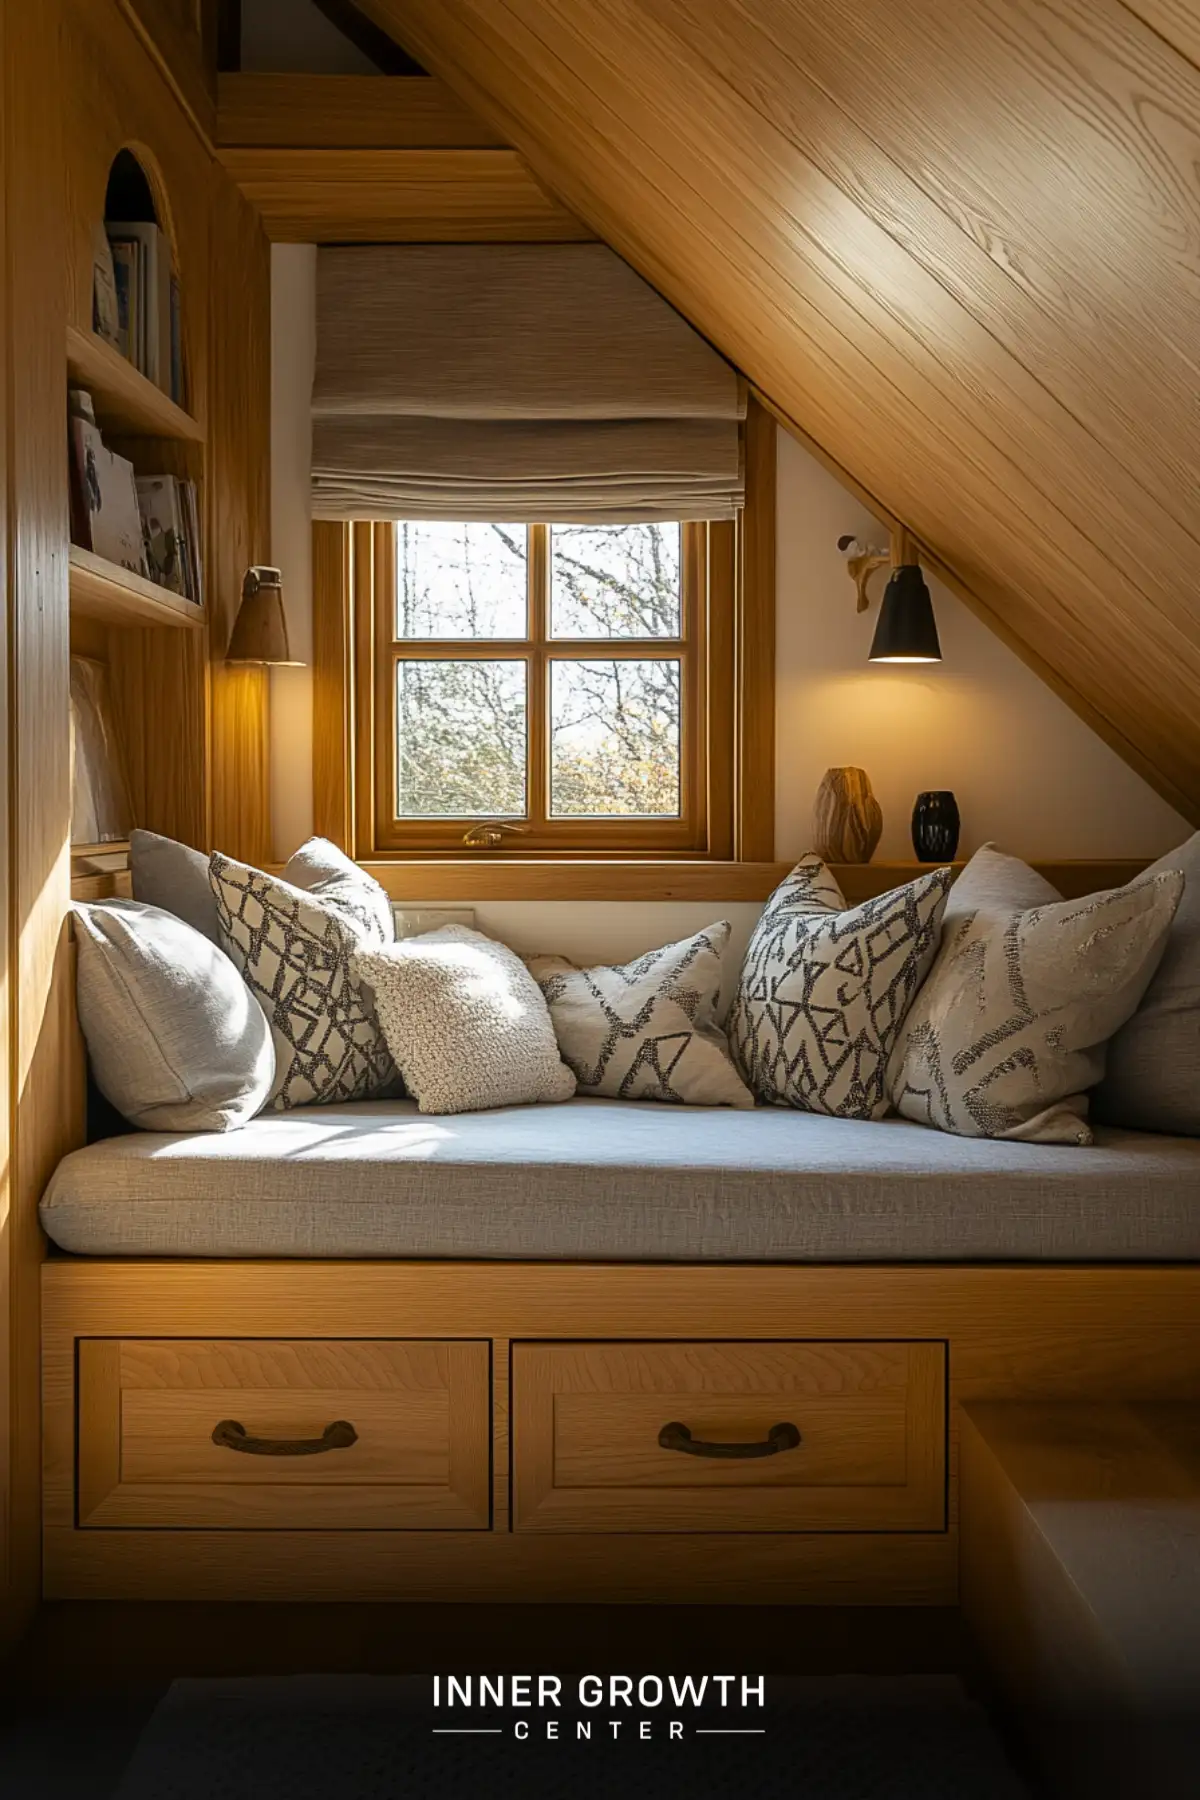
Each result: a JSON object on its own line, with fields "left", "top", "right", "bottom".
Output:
{"left": 312, "top": 245, "right": 745, "bottom": 522}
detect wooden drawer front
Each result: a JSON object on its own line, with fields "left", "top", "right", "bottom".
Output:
{"left": 512, "top": 1341, "right": 945, "bottom": 1533}
{"left": 78, "top": 1340, "right": 490, "bottom": 1530}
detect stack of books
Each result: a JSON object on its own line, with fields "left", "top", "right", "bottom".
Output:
{"left": 69, "top": 389, "right": 203, "bottom": 603}
{"left": 92, "top": 217, "right": 184, "bottom": 405}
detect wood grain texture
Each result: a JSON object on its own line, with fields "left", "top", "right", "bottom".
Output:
{"left": 735, "top": 400, "right": 776, "bottom": 860}
{"left": 511, "top": 1340, "right": 945, "bottom": 1532}
{"left": 66, "top": 326, "right": 204, "bottom": 441}
{"left": 208, "top": 163, "right": 272, "bottom": 865}
{"left": 312, "top": 521, "right": 355, "bottom": 850}
{"left": 343, "top": 856, "right": 1149, "bottom": 903}
{"left": 217, "top": 73, "right": 504, "bottom": 148}
{"left": 371, "top": 0, "right": 1200, "bottom": 820}
{"left": 69, "top": 547, "right": 205, "bottom": 631}
{"left": 0, "top": 0, "right": 10, "bottom": 1648}
{"left": 218, "top": 147, "right": 595, "bottom": 242}
{"left": 4, "top": 0, "right": 76, "bottom": 1649}
{"left": 77, "top": 1339, "right": 490, "bottom": 1530}
{"left": 41, "top": 1260, "right": 1200, "bottom": 1602}
{"left": 116, "top": 0, "right": 217, "bottom": 144}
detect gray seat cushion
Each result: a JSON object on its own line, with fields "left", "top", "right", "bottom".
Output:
{"left": 40, "top": 1097, "right": 1200, "bottom": 1263}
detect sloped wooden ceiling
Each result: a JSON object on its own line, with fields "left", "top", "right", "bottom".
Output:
{"left": 362, "top": 0, "right": 1200, "bottom": 822}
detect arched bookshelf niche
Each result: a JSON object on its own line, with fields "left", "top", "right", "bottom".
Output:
{"left": 67, "top": 143, "right": 207, "bottom": 869}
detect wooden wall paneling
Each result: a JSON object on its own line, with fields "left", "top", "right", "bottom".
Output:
{"left": 116, "top": 0, "right": 218, "bottom": 144}
{"left": 209, "top": 163, "right": 272, "bottom": 865}
{"left": 217, "top": 146, "right": 596, "bottom": 243}
{"left": 63, "top": 0, "right": 215, "bottom": 848}
{"left": 1122, "top": 1, "right": 1200, "bottom": 71}
{"left": 217, "top": 73, "right": 505, "bottom": 148}
{"left": 3, "top": 0, "right": 76, "bottom": 1649}
{"left": 372, "top": 0, "right": 1200, "bottom": 821}
{"left": 312, "top": 522, "right": 355, "bottom": 852}
{"left": 0, "top": 0, "right": 10, "bottom": 1651}
{"left": 736, "top": 399, "right": 776, "bottom": 861}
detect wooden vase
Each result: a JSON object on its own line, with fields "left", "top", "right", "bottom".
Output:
{"left": 813, "top": 767, "right": 883, "bottom": 864}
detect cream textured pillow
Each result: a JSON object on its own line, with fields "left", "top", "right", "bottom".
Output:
{"left": 354, "top": 926, "right": 575, "bottom": 1115}
{"left": 210, "top": 852, "right": 395, "bottom": 1110}
{"left": 528, "top": 922, "right": 753, "bottom": 1108}
{"left": 888, "top": 871, "right": 1184, "bottom": 1144}
{"left": 729, "top": 857, "right": 951, "bottom": 1120}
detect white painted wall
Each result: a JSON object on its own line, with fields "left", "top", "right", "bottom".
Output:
{"left": 773, "top": 432, "right": 1187, "bottom": 862}
{"left": 265, "top": 248, "right": 1190, "bottom": 963}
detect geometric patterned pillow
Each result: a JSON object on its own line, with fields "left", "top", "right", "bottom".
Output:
{"left": 528, "top": 922, "right": 754, "bottom": 1108}
{"left": 209, "top": 852, "right": 396, "bottom": 1110}
{"left": 729, "top": 856, "right": 951, "bottom": 1120}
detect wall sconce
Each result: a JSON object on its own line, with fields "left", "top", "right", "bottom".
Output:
{"left": 837, "top": 527, "right": 942, "bottom": 664}
{"left": 225, "top": 567, "right": 304, "bottom": 666}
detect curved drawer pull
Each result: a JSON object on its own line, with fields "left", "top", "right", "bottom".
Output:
{"left": 658, "top": 1420, "right": 802, "bottom": 1460}
{"left": 211, "top": 1418, "right": 358, "bottom": 1457}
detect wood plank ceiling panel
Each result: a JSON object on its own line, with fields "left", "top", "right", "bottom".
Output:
{"left": 369, "top": 0, "right": 1200, "bottom": 818}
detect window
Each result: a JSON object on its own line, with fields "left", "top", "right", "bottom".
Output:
{"left": 314, "top": 402, "right": 775, "bottom": 875}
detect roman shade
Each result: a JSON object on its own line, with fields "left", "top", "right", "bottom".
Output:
{"left": 312, "top": 245, "right": 745, "bottom": 522}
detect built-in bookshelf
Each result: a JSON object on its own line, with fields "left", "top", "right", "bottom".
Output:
{"left": 67, "top": 324, "right": 201, "bottom": 443}
{"left": 69, "top": 544, "right": 203, "bottom": 630}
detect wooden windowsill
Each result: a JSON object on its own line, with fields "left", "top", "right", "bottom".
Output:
{"left": 354, "top": 858, "right": 1149, "bottom": 904}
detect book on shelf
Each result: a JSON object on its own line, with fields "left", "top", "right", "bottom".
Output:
{"left": 135, "top": 475, "right": 203, "bottom": 603}
{"left": 91, "top": 223, "right": 122, "bottom": 353}
{"left": 69, "top": 413, "right": 149, "bottom": 578}
{"left": 106, "top": 219, "right": 174, "bottom": 397}
{"left": 110, "top": 240, "right": 139, "bottom": 370}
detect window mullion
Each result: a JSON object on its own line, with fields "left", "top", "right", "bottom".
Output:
{"left": 528, "top": 524, "right": 549, "bottom": 828}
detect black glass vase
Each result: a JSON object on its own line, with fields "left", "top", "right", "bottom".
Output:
{"left": 912, "top": 791, "right": 960, "bottom": 861}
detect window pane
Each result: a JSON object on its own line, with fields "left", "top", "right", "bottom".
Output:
{"left": 394, "top": 522, "right": 528, "bottom": 639}
{"left": 550, "top": 523, "right": 682, "bottom": 639}
{"left": 394, "top": 660, "right": 526, "bottom": 818}
{"left": 550, "top": 659, "right": 681, "bottom": 817}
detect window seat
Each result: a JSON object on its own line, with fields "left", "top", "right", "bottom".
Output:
{"left": 40, "top": 1096, "right": 1200, "bottom": 1263}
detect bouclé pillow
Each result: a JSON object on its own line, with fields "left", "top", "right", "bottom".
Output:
{"left": 355, "top": 926, "right": 575, "bottom": 1115}
{"left": 889, "top": 870, "right": 1184, "bottom": 1144}
{"left": 729, "top": 857, "right": 950, "bottom": 1119}
{"left": 73, "top": 898, "right": 275, "bottom": 1131}
{"left": 528, "top": 923, "right": 753, "bottom": 1109}
{"left": 210, "top": 852, "right": 395, "bottom": 1110}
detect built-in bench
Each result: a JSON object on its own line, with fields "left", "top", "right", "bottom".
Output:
{"left": 40, "top": 1096, "right": 1200, "bottom": 1262}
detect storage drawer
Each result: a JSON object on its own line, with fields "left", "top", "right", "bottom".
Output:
{"left": 78, "top": 1339, "right": 490, "bottom": 1529}
{"left": 512, "top": 1341, "right": 945, "bottom": 1532}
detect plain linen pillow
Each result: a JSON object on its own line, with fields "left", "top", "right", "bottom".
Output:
{"left": 729, "top": 857, "right": 951, "bottom": 1120}
{"left": 1095, "top": 831, "right": 1200, "bottom": 1134}
{"left": 130, "top": 829, "right": 218, "bottom": 942}
{"left": 210, "top": 851, "right": 395, "bottom": 1110}
{"left": 528, "top": 922, "right": 753, "bottom": 1108}
{"left": 73, "top": 898, "right": 275, "bottom": 1131}
{"left": 889, "top": 869, "right": 1184, "bottom": 1145}
{"left": 355, "top": 925, "right": 575, "bottom": 1115}
{"left": 944, "top": 842, "right": 1061, "bottom": 920}
{"left": 131, "top": 832, "right": 393, "bottom": 948}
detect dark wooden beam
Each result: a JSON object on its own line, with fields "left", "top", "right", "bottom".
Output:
{"left": 311, "top": 0, "right": 425, "bottom": 73}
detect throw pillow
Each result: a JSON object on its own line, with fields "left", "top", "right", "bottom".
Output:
{"left": 73, "top": 899, "right": 275, "bottom": 1131}
{"left": 528, "top": 923, "right": 754, "bottom": 1108}
{"left": 131, "top": 832, "right": 393, "bottom": 948}
{"left": 889, "top": 870, "right": 1184, "bottom": 1144}
{"left": 729, "top": 857, "right": 951, "bottom": 1119}
{"left": 354, "top": 926, "right": 575, "bottom": 1116}
{"left": 210, "top": 852, "right": 395, "bottom": 1110}
{"left": 130, "top": 829, "right": 218, "bottom": 943}
{"left": 1095, "top": 831, "right": 1200, "bottom": 1135}
{"left": 945, "top": 842, "right": 1061, "bottom": 921}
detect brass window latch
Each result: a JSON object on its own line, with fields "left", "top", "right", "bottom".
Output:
{"left": 462, "top": 819, "right": 529, "bottom": 849}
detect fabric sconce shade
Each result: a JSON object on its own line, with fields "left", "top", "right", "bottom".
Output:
{"left": 869, "top": 563, "right": 942, "bottom": 664}
{"left": 311, "top": 244, "right": 746, "bottom": 522}
{"left": 225, "top": 567, "right": 302, "bottom": 666}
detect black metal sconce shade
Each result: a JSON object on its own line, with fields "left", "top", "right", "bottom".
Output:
{"left": 868, "top": 564, "right": 942, "bottom": 663}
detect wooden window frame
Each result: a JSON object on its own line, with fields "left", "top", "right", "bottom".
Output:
{"left": 313, "top": 399, "right": 776, "bottom": 887}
